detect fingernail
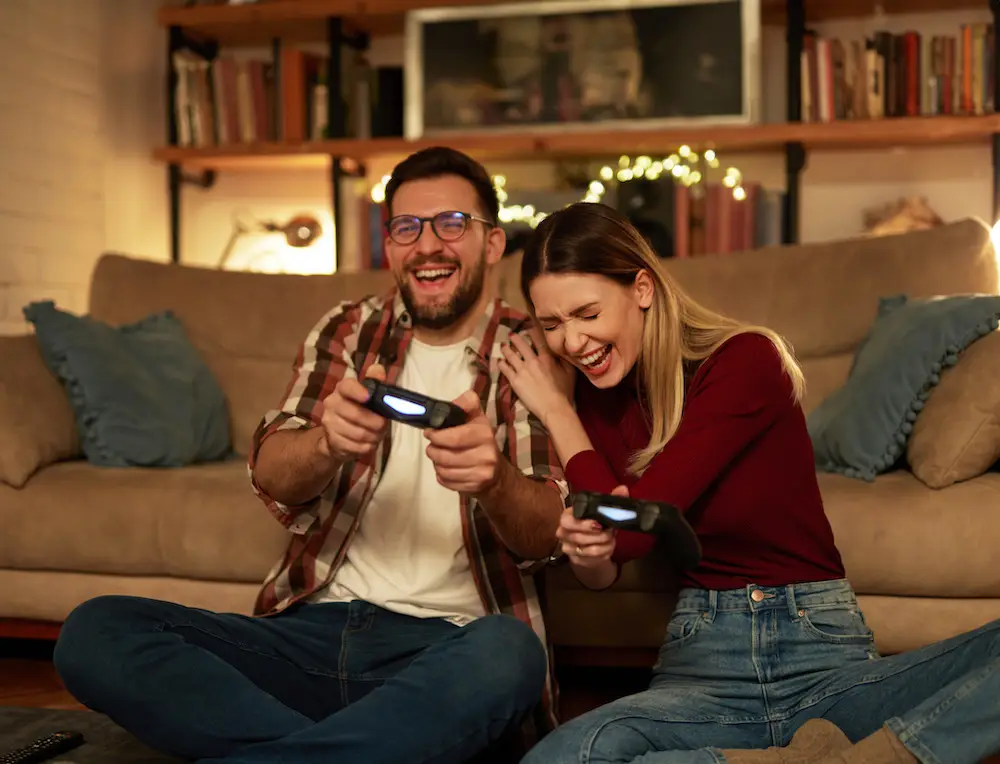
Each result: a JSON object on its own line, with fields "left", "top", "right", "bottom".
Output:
{"left": 590, "top": 522, "right": 602, "bottom": 531}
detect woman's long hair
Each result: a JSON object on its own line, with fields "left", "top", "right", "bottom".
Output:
{"left": 521, "top": 202, "right": 805, "bottom": 475}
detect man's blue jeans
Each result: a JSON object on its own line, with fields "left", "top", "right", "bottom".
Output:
{"left": 52, "top": 595, "right": 547, "bottom": 763}
{"left": 521, "top": 578, "right": 1000, "bottom": 764}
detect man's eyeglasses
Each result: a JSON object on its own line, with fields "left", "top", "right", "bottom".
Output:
{"left": 385, "top": 211, "right": 494, "bottom": 246}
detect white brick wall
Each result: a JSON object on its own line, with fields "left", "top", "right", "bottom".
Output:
{"left": 0, "top": 0, "right": 105, "bottom": 335}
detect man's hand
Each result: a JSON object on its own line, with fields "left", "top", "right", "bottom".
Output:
{"left": 319, "top": 364, "right": 389, "bottom": 462}
{"left": 424, "top": 390, "right": 500, "bottom": 495}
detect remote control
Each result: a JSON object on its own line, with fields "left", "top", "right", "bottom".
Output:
{"left": 361, "top": 379, "right": 467, "bottom": 430}
{"left": 0, "top": 731, "right": 84, "bottom": 764}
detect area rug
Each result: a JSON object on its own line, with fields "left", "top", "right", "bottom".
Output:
{"left": 0, "top": 707, "right": 183, "bottom": 763}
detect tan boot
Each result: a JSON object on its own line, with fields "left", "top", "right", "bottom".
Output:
{"left": 720, "top": 719, "right": 852, "bottom": 763}
{"left": 814, "top": 725, "right": 918, "bottom": 763}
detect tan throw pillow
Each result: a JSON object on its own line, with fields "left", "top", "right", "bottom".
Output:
{"left": 0, "top": 334, "right": 80, "bottom": 487}
{"left": 908, "top": 330, "right": 1000, "bottom": 489}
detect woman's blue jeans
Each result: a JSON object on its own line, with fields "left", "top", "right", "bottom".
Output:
{"left": 522, "top": 578, "right": 1000, "bottom": 764}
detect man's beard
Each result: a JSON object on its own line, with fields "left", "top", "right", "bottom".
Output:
{"left": 396, "top": 252, "right": 487, "bottom": 330}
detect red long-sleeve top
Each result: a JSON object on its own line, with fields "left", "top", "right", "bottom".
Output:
{"left": 564, "top": 332, "right": 845, "bottom": 590}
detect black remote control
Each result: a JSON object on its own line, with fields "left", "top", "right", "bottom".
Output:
{"left": 0, "top": 730, "right": 84, "bottom": 764}
{"left": 361, "top": 379, "right": 467, "bottom": 430}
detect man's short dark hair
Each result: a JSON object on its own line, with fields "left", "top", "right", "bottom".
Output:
{"left": 384, "top": 147, "right": 499, "bottom": 225}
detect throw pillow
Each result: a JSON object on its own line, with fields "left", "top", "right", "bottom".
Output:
{"left": 907, "top": 330, "right": 1000, "bottom": 488}
{"left": 807, "top": 293, "right": 1000, "bottom": 481}
{"left": 22, "top": 301, "right": 232, "bottom": 468}
{"left": 0, "top": 334, "right": 81, "bottom": 487}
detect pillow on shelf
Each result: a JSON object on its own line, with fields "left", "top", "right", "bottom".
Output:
{"left": 907, "top": 329, "right": 1000, "bottom": 489}
{"left": 0, "top": 334, "right": 81, "bottom": 487}
{"left": 807, "top": 293, "right": 1000, "bottom": 482}
{"left": 22, "top": 301, "right": 232, "bottom": 468}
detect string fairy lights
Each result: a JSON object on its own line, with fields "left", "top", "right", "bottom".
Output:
{"left": 369, "top": 145, "right": 747, "bottom": 231}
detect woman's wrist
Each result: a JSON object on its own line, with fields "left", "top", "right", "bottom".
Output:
{"left": 572, "top": 559, "right": 620, "bottom": 591}
{"left": 542, "top": 401, "right": 594, "bottom": 467}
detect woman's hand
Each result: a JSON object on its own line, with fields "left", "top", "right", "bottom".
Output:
{"left": 498, "top": 330, "right": 576, "bottom": 424}
{"left": 557, "top": 485, "right": 630, "bottom": 590}
{"left": 557, "top": 507, "right": 616, "bottom": 569}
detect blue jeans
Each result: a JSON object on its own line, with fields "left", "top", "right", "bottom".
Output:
{"left": 521, "top": 578, "right": 1000, "bottom": 764}
{"left": 52, "top": 595, "right": 547, "bottom": 763}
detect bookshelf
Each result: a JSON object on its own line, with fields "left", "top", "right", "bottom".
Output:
{"left": 156, "top": 0, "right": 1000, "bottom": 265}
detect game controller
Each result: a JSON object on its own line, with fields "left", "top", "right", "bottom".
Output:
{"left": 571, "top": 490, "right": 702, "bottom": 570}
{"left": 361, "top": 379, "right": 467, "bottom": 429}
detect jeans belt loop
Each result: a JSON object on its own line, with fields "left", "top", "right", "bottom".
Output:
{"left": 786, "top": 585, "right": 800, "bottom": 619}
{"left": 705, "top": 590, "right": 719, "bottom": 623}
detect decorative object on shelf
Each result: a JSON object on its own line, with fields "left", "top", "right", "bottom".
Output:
{"left": 403, "top": 0, "right": 761, "bottom": 139}
{"left": 862, "top": 197, "right": 944, "bottom": 237}
{"left": 217, "top": 213, "right": 323, "bottom": 269}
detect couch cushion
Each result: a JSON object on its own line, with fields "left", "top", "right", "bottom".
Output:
{"left": 0, "top": 335, "right": 80, "bottom": 488}
{"left": 0, "top": 461, "right": 289, "bottom": 583}
{"left": 23, "top": 301, "right": 232, "bottom": 468}
{"left": 819, "top": 470, "right": 1000, "bottom": 598}
{"left": 907, "top": 330, "right": 1000, "bottom": 488}
{"left": 808, "top": 294, "right": 1000, "bottom": 481}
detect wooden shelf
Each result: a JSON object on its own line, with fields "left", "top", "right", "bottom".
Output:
{"left": 158, "top": 0, "right": 986, "bottom": 46}
{"left": 762, "top": 0, "right": 987, "bottom": 24}
{"left": 157, "top": 0, "right": 535, "bottom": 45}
{"left": 152, "top": 115, "right": 1000, "bottom": 171}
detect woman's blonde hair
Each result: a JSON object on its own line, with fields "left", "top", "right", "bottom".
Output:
{"left": 521, "top": 202, "right": 805, "bottom": 475}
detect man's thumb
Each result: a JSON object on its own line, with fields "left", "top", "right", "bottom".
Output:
{"left": 611, "top": 484, "right": 630, "bottom": 498}
{"left": 453, "top": 389, "right": 484, "bottom": 417}
{"left": 365, "top": 363, "right": 387, "bottom": 382}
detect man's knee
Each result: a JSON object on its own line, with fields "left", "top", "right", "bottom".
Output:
{"left": 54, "top": 595, "right": 155, "bottom": 697}
{"left": 464, "top": 615, "right": 547, "bottom": 706}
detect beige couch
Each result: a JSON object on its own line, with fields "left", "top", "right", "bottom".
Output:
{"left": 2, "top": 218, "right": 1000, "bottom": 664}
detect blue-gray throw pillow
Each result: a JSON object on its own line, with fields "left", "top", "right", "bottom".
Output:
{"left": 22, "top": 301, "right": 231, "bottom": 468}
{"left": 807, "top": 293, "right": 1000, "bottom": 482}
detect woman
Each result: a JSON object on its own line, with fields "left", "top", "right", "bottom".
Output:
{"left": 499, "top": 202, "right": 1000, "bottom": 764}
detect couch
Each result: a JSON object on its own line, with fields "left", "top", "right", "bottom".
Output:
{"left": 2, "top": 217, "right": 999, "bottom": 665}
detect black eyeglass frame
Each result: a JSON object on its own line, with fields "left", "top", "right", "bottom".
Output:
{"left": 384, "top": 210, "right": 495, "bottom": 245}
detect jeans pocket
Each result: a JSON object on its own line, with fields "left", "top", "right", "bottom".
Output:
{"left": 663, "top": 611, "right": 706, "bottom": 649}
{"left": 799, "top": 605, "right": 874, "bottom": 645}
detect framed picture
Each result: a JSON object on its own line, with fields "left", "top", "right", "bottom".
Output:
{"left": 403, "top": 0, "right": 761, "bottom": 139}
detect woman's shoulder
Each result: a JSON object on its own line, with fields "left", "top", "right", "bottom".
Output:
{"left": 691, "top": 331, "right": 792, "bottom": 396}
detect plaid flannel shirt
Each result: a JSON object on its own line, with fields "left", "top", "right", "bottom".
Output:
{"left": 246, "top": 287, "right": 569, "bottom": 743}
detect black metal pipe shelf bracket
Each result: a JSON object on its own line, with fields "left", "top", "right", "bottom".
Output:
{"left": 327, "top": 16, "right": 372, "bottom": 273}
{"left": 991, "top": 0, "right": 1000, "bottom": 224}
{"left": 783, "top": 0, "right": 806, "bottom": 246}
{"left": 166, "top": 26, "right": 221, "bottom": 263}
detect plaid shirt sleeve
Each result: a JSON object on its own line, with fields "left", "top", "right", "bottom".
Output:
{"left": 495, "top": 326, "right": 571, "bottom": 571}
{"left": 247, "top": 300, "right": 360, "bottom": 532}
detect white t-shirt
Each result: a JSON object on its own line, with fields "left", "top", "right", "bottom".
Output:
{"left": 312, "top": 337, "right": 487, "bottom": 625}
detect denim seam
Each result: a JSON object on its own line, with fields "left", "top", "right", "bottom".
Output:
{"left": 160, "top": 620, "right": 344, "bottom": 680}
{"left": 337, "top": 617, "right": 351, "bottom": 707}
{"left": 788, "top": 623, "right": 1000, "bottom": 716}
{"left": 883, "top": 658, "right": 998, "bottom": 764}
{"left": 886, "top": 718, "right": 942, "bottom": 764}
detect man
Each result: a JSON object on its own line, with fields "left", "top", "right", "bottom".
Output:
{"left": 53, "top": 147, "right": 569, "bottom": 764}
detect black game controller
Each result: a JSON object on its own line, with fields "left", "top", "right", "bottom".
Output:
{"left": 571, "top": 490, "right": 702, "bottom": 570}
{"left": 361, "top": 379, "right": 467, "bottom": 429}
